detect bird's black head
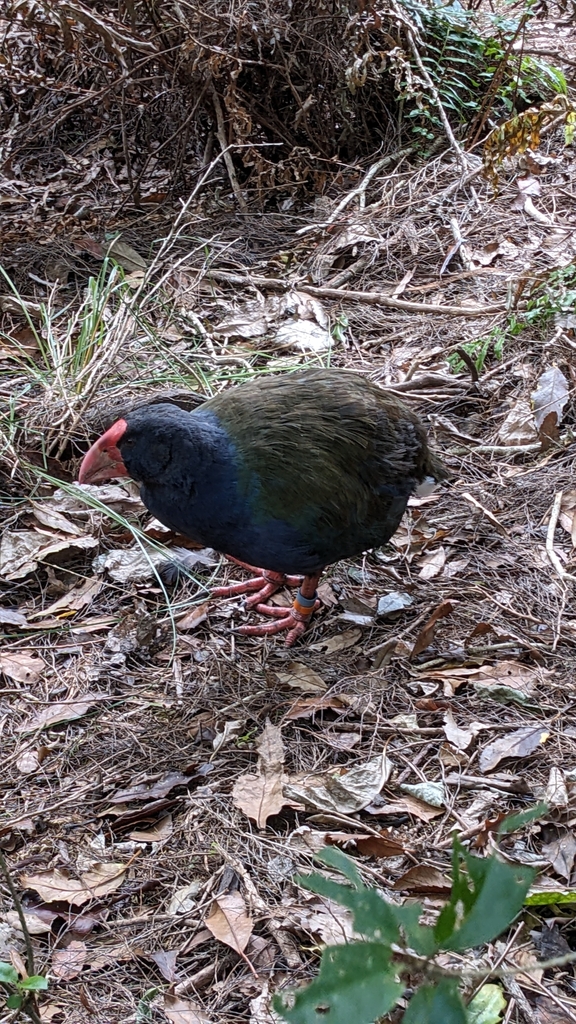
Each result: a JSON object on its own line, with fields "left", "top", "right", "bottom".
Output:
{"left": 78, "top": 403, "right": 189, "bottom": 486}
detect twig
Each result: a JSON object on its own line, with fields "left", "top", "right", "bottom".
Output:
{"left": 295, "top": 147, "right": 415, "bottom": 234}
{"left": 210, "top": 83, "right": 248, "bottom": 214}
{"left": 546, "top": 490, "right": 575, "bottom": 583}
{"left": 299, "top": 284, "right": 504, "bottom": 316}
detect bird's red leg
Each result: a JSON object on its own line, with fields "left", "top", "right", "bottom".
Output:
{"left": 212, "top": 556, "right": 302, "bottom": 607}
{"left": 237, "top": 572, "right": 322, "bottom": 645}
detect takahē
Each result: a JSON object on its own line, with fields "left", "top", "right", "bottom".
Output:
{"left": 78, "top": 368, "right": 446, "bottom": 644}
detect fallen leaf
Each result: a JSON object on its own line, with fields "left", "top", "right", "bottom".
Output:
{"left": 532, "top": 366, "right": 569, "bottom": 430}
{"left": 285, "top": 752, "right": 392, "bottom": 814}
{"left": 177, "top": 601, "right": 210, "bottom": 630}
{"left": 204, "top": 891, "right": 253, "bottom": 954}
{"left": 542, "top": 833, "right": 576, "bottom": 882}
{"left": 377, "top": 592, "right": 414, "bottom": 616}
{"left": 400, "top": 781, "right": 445, "bottom": 807}
{"left": 51, "top": 940, "right": 87, "bottom": 980}
{"left": 163, "top": 994, "right": 211, "bottom": 1023}
{"left": 129, "top": 813, "right": 173, "bottom": 842}
{"left": 559, "top": 490, "right": 576, "bottom": 547}
{"left": 392, "top": 865, "right": 451, "bottom": 893}
{"left": 545, "top": 767, "right": 568, "bottom": 809}
{"left": 309, "top": 629, "right": 361, "bottom": 653}
{"left": 0, "top": 651, "right": 44, "bottom": 684}
{"left": 17, "top": 696, "right": 99, "bottom": 733}
{"left": 0, "top": 607, "right": 27, "bottom": 626}
{"left": 16, "top": 746, "right": 49, "bottom": 775}
{"left": 28, "top": 579, "right": 102, "bottom": 620}
{"left": 365, "top": 795, "right": 443, "bottom": 822}
{"left": 21, "top": 863, "right": 126, "bottom": 906}
{"left": 167, "top": 881, "right": 203, "bottom": 916}
{"left": 287, "top": 898, "right": 355, "bottom": 945}
{"left": 443, "top": 710, "right": 486, "bottom": 752}
{"left": 4, "top": 911, "right": 53, "bottom": 935}
{"left": 479, "top": 726, "right": 549, "bottom": 773}
{"left": 498, "top": 399, "right": 538, "bottom": 445}
{"left": 0, "top": 530, "right": 97, "bottom": 580}
{"left": 32, "top": 505, "right": 85, "bottom": 536}
{"left": 233, "top": 720, "right": 287, "bottom": 827}
{"left": 274, "top": 662, "right": 327, "bottom": 693}
{"left": 411, "top": 600, "right": 454, "bottom": 658}
{"left": 418, "top": 546, "right": 446, "bottom": 580}
{"left": 283, "top": 694, "right": 352, "bottom": 720}
{"left": 150, "top": 948, "right": 178, "bottom": 982}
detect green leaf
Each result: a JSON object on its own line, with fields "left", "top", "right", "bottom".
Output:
{"left": 5, "top": 993, "right": 22, "bottom": 1009}
{"left": 403, "top": 979, "right": 467, "bottom": 1024}
{"left": 274, "top": 942, "right": 403, "bottom": 1024}
{"left": 439, "top": 844, "right": 534, "bottom": 951}
{"left": 298, "top": 871, "right": 401, "bottom": 946}
{"left": 466, "top": 984, "right": 506, "bottom": 1024}
{"left": 19, "top": 975, "right": 49, "bottom": 992}
{"left": 0, "top": 963, "right": 19, "bottom": 986}
{"left": 315, "top": 846, "right": 363, "bottom": 886}
{"left": 525, "top": 890, "right": 576, "bottom": 905}
{"left": 498, "top": 803, "right": 547, "bottom": 835}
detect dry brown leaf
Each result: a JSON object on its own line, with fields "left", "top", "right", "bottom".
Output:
{"left": 163, "top": 994, "right": 211, "bottom": 1023}
{"left": 479, "top": 725, "right": 549, "bottom": 773}
{"left": 545, "top": 767, "right": 568, "bottom": 809}
{"left": 542, "top": 832, "right": 576, "bottom": 882}
{"left": 0, "top": 651, "right": 44, "bottom": 684}
{"left": 287, "top": 898, "right": 354, "bottom": 945}
{"left": 392, "top": 865, "right": 451, "bottom": 893}
{"left": 0, "top": 529, "right": 97, "bottom": 580}
{"left": 177, "top": 601, "right": 210, "bottom": 630}
{"left": 21, "top": 862, "right": 126, "bottom": 906}
{"left": 309, "top": 629, "right": 361, "bottom": 653}
{"left": 274, "top": 661, "right": 327, "bottom": 693}
{"left": 28, "top": 579, "right": 102, "bottom": 620}
{"left": 16, "top": 745, "right": 49, "bottom": 775}
{"left": 204, "top": 891, "right": 253, "bottom": 954}
{"left": 32, "top": 505, "right": 85, "bottom": 536}
{"left": 149, "top": 948, "right": 178, "bottom": 982}
{"left": 129, "top": 813, "right": 173, "bottom": 842}
{"left": 532, "top": 366, "right": 569, "bottom": 435}
{"left": 418, "top": 546, "right": 446, "bottom": 580}
{"left": 283, "top": 694, "right": 352, "bottom": 720}
{"left": 498, "top": 399, "right": 538, "bottom": 445}
{"left": 17, "top": 695, "right": 99, "bottom": 733}
{"left": 559, "top": 490, "right": 576, "bottom": 547}
{"left": 411, "top": 600, "right": 454, "bottom": 658}
{"left": 324, "top": 831, "right": 405, "bottom": 858}
{"left": 51, "top": 940, "right": 87, "bottom": 980}
{"left": 233, "top": 720, "right": 286, "bottom": 827}
{"left": 443, "top": 710, "right": 486, "bottom": 752}
{"left": 0, "top": 607, "right": 27, "bottom": 626}
{"left": 285, "top": 753, "right": 392, "bottom": 814}
{"left": 366, "top": 795, "right": 443, "bottom": 822}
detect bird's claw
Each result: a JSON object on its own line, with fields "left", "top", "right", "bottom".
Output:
{"left": 212, "top": 564, "right": 303, "bottom": 607}
{"left": 236, "top": 599, "right": 321, "bottom": 646}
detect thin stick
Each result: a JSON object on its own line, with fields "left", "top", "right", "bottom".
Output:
{"left": 210, "top": 83, "right": 248, "bottom": 214}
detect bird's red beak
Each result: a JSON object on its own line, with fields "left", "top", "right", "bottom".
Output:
{"left": 78, "top": 419, "right": 129, "bottom": 484}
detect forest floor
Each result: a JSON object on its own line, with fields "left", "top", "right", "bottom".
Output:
{"left": 2, "top": 19, "right": 576, "bottom": 1023}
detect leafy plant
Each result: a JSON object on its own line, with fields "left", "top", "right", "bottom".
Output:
{"left": 274, "top": 825, "right": 539, "bottom": 1024}
{"left": 0, "top": 962, "right": 48, "bottom": 1012}
{"left": 448, "top": 324, "right": 510, "bottom": 374}
{"left": 524, "top": 263, "right": 576, "bottom": 325}
{"left": 398, "top": 0, "right": 566, "bottom": 139}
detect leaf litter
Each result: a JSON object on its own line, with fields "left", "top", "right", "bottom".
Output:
{"left": 2, "top": 78, "right": 576, "bottom": 1024}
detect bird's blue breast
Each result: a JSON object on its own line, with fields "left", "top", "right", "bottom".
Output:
{"left": 140, "top": 409, "right": 324, "bottom": 574}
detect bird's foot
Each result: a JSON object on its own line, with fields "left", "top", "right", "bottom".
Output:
{"left": 236, "top": 589, "right": 321, "bottom": 646}
{"left": 212, "top": 558, "right": 303, "bottom": 608}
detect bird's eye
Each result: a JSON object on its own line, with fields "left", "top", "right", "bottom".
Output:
{"left": 122, "top": 439, "right": 134, "bottom": 449}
